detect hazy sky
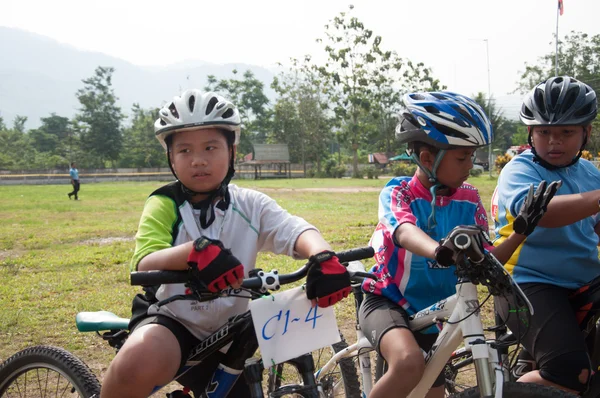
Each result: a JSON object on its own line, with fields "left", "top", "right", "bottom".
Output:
{"left": 3, "top": 0, "right": 600, "bottom": 118}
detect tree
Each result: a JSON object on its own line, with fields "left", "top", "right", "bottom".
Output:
{"left": 472, "top": 92, "right": 518, "bottom": 166}
{"left": 205, "top": 70, "right": 271, "bottom": 156}
{"left": 317, "top": 5, "right": 444, "bottom": 176}
{"left": 29, "top": 114, "right": 71, "bottom": 156}
{"left": 119, "top": 104, "right": 164, "bottom": 168}
{"left": 516, "top": 31, "right": 600, "bottom": 94}
{"left": 0, "top": 116, "right": 31, "bottom": 170}
{"left": 515, "top": 31, "right": 600, "bottom": 154}
{"left": 271, "top": 56, "right": 332, "bottom": 173}
{"left": 74, "top": 66, "right": 124, "bottom": 168}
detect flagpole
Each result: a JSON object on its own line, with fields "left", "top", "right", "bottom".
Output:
{"left": 555, "top": 1, "right": 560, "bottom": 76}
{"left": 484, "top": 38, "right": 493, "bottom": 178}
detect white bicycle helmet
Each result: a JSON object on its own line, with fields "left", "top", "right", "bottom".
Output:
{"left": 155, "top": 89, "right": 241, "bottom": 150}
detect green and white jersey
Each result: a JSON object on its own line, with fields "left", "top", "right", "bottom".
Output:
{"left": 131, "top": 182, "right": 316, "bottom": 340}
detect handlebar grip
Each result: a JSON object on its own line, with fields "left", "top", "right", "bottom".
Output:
{"left": 337, "top": 247, "right": 374, "bottom": 263}
{"left": 130, "top": 270, "right": 189, "bottom": 286}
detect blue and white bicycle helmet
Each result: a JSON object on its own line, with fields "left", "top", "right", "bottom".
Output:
{"left": 396, "top": 91, "right": 493, "bottom": 150}
{"left": 395, "top": 92, "right": 493, "bottom": 232}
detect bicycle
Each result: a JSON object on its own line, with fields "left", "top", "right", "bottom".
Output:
{"left": 0, "top": 247, "right": 374, "bottom": 398}
{"left": 444, "top": 274, "right": 600, "bottom": 397}
{"left": 270, "top": 227, "right": 577, "bottom": 397}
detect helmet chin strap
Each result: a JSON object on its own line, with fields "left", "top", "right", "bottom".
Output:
{"left": 527, "top": 127, "right": 586, "bottom": 170}
{"left": 410, "top": 149, "right": 447, "bottom": 233}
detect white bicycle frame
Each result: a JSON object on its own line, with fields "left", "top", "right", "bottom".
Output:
{"left": 315, "top": 261, "right": 517, "bottom": 398}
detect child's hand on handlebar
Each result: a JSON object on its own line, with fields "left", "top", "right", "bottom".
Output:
{"left": 305, "top": 250, "right": 351, "bottom": 308}
{"left": 187, "top": 236, "right": 245, "bottom": 293}
{"left": 513, "top": 180, "right": 562, "bottom": 236}
{"left": 435, "top": 225, "right": 490, "bottom": 267}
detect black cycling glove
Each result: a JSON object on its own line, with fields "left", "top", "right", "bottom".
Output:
{"left": 513, "top": 180, "right": 561, "bottom": 236}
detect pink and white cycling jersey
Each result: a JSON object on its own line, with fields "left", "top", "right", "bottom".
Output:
{"left": 362, "top": 174, "right": 492, "bottom": 321}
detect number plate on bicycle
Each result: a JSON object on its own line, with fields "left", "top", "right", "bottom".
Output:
{"left": 249, "top": 286, "right": 341, "bottom": 365}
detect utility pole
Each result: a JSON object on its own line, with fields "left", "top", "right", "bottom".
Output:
{"left": 484, "top": 39, "right": 493, "bottom": 178}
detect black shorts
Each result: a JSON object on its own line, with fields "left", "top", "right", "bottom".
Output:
{"left": 129, "top": 291, "right": 251, "bottom": 397}
{"left": 358, "top": 293, "right": 445, "bottom": 387}
{"left": 495, "top": 282, "right": 591, "bottom": 390}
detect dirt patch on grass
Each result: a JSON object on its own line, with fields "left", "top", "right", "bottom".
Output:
{"left": 81, "top": 236, "right": 134, "bottom": 245}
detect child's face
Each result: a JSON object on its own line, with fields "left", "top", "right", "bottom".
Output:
{"left": 435, "top": 148, "right": 476, "bottom": 189}
{"left": 170, "top": 128, "right": 231, "bottom": 199}
{"left": 531, "top": 125, "right": 591, "bottom": 167}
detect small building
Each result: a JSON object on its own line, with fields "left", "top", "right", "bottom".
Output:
{"left": 239, "top": 144, "right": 291, "bottom": 179}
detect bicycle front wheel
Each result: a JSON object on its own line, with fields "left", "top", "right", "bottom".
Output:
{"left": 0, "top": 345, "right": 101, "bottom": 398}
{"left": 449, "top": 381, "right": 577, "bottom": 397}
{"left": 267, "top": 334, "right": 361, "bottom": 398}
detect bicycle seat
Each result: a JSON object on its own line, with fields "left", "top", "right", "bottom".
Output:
{"left": 76, "top": 311, "right": 130, "bottom": 332}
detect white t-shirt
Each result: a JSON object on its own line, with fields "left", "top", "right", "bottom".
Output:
{"left": 132, "top": 183, "right": 316, "bottom": 340}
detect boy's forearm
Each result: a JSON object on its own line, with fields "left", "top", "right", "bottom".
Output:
{"left": 490, "top": 232, "right": 525, "bottom": 264}
{"left": 294, "top": 229, "right": 331, "bottom": 258}
{"left": 537, "top": 190, "right": 600, "bottom": 228}
{"left": 137, "top": 241, "right": 194, "bottom": 271}
{"left": 394, "top": 223, "right": 438, "bottom": 259}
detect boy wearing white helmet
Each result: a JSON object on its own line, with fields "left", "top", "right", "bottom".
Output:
{"left": 494, "top": 76, "right": 600, "bottom": 394}
{"left": 359, "top": 91, "right": 557, "bottom": 398}
{"left": 100, "top": 89, "right": 351, "bottom": 398}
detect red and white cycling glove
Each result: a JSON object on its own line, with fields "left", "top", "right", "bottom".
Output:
{"left": 305, "top": 250, "right": 351, "bottom": 308}
{"left": 187, "top": 236, "right": 245, "bottom": 293}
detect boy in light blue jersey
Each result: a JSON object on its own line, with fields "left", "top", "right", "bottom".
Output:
{"left": 493, "top": 76, "right": 600, "bottom": 394}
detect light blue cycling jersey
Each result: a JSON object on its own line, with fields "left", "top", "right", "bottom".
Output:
{"left": 493, "top": 150, "right": 600, "bottom": 289}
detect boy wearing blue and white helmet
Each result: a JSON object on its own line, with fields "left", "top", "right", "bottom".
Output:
{"left": 494, "top": 76, "right": 600, "bottom": 394}
{"left": 359, "top": 92, "right": 557, "bottom": 398}
{"left": 101, "top": 89, "right": 352, "bottom": 398}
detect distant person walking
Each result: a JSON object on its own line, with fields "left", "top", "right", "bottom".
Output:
{"left": 68, "top": 162, "right": 80, "bottom": 200}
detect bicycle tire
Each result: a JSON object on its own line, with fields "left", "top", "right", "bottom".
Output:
{"left": 0, "top": 345, "right": 101, "bottom": 398}
{"left": 267, "top": 334, "right": 361, "bottom": 398}
{"left": 449, "top": 381, "right": 577, "bottom": 398}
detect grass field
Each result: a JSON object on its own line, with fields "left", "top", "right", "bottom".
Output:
{"left": 0, "top": 175, "right": 499, "bottom": 385}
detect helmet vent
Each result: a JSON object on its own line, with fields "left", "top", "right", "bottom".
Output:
{"left": 206, "top": 97, "right": 219, "bottom": 115}
{"left": 423, "top": 106, "right": 439, "bottom": 114}
{"left": 575, "top": 102, "right": 594, "bottom": 118}
{"left": 188, "top": 95, "right": 196, "bottom": 113}
{"left": 451, "top": 104, "right": 477, "bottom": 127}
{"left": 430, "top": 120, "right": 469, "bottom": 140}
{"left": 160, "top": 119, "right": 167, "bottom": 126}
{"left": 222, "top": 108, "right": 234, "bottom": 119}
{"left": 168, "top": 103, "right": 179, "bottom": 119}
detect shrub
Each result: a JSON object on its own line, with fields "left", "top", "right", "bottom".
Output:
{"left": 495, "top": 154, "right": 513, "bottom": 171}
{"left": 391, "top": 162, "right": 418, "bottom": 177}
{"left": 470, "top": 168, "right": 483, "bottom": 177}
{"left": 365, "top": 166, "right": 380, "bottom": 179}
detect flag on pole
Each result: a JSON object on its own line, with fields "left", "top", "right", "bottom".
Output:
{"left": 558, "top": 0, "right": 564, "bottom": 16}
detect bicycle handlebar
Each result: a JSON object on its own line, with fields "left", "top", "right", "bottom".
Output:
{"left": 130, "top": 246, "right": 375, "bottom": 288}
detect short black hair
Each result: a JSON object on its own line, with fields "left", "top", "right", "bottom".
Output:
{"left": 409, "top": 141, "right": 440, "bottom": 156}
